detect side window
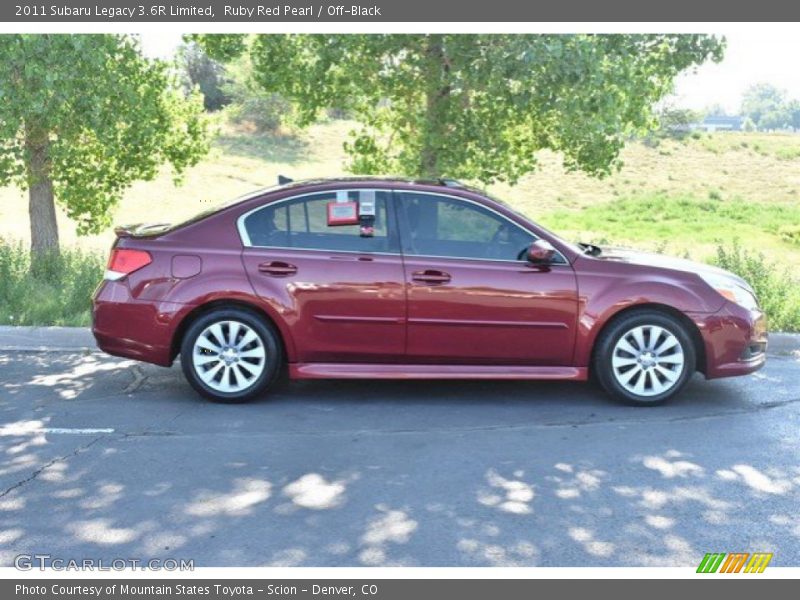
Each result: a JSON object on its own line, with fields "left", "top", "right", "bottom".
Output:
{"left": 398, "top": 193, "right": 536, "bottom": 261}
{"left": 243, "top": 191, "right": 396, "bottom": 252}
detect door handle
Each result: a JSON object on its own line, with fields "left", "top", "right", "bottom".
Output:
{"left": 258, "top": 261, "right": 297, "bottom": 276}
{"left": 412, "top": 269, "right": 451, "bottom": 284}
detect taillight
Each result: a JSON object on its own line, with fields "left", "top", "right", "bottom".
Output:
{"left": 105, "top": 249, "right": 152, "bottom": 281}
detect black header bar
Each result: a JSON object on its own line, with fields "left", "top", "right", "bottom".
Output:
{"left": 3, "top": 0, "right": 800, "bottom": 22}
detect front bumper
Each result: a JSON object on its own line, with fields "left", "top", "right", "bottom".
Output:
{"left": 693, "top": 302, "right": 768, "bottom": 379}
{"left": 92, "top": 280, "right": 189, "bottom": 367}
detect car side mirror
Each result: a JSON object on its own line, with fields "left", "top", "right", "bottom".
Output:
{"left": 527, "top": 239, "right": 556, "bottom": 264}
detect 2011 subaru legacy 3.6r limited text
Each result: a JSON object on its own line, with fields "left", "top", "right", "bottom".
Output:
{"left": 92, "top": 177, "right": 767, "bottom": 405}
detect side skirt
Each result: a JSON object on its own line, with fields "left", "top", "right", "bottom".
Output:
{"left": 289, "top": 363, "right": 588, "bottom": 381}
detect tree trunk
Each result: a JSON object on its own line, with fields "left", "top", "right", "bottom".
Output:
{"left": 419, "top": 35, "right": 450, "bottom": 179}
{"left": 25, "top": 125, "right": 60, "bottom": 268}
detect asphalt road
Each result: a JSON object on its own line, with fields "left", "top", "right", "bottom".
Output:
{"left": 1, "top": 343, "right": 799, "bottom": 567}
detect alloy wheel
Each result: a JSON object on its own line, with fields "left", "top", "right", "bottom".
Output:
{"left": 192, "top": 320, "right": 267, "bottom": 393}
{"left": 611, "top": 324, "right": 685, "bottom": 397}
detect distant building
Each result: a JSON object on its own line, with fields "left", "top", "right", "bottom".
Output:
{"left": 692, "top": 115, "right": 744, "bottom": 132}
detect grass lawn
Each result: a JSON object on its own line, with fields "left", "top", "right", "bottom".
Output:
{"left": 1, "top": 122, "right": 799, "bottom": 327}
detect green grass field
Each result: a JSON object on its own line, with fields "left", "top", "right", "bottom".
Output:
{"left": 1, "top": 122, "right": 799, "bottom": 328}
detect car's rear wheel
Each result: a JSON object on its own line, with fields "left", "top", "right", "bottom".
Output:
{"left": 180, "top": 308, "right": 281, "bottom": 403}
{"left": 594, "top": 310, "right": 696, "bottom": 406}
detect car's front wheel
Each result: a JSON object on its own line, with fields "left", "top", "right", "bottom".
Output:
{"left": 180, "top": 308, "right": 281, "bottom": 403}
{"left": 594, "top": 310, "right": 696, "bottom": 406}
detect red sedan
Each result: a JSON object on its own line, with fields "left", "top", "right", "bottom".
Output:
{"left": 92, "top": 177, "right": 767, "bottom": 405}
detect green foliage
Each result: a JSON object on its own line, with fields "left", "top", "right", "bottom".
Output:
{"left": 0, "top": 239, "right": 104, "bottom": 326}
{"left": 177, "top": 42, "right": 231, "bottom": 111}
{"left": 193, "top": 34, "right": 723, "bottom": 184}
{"left": 654, "top": 107, "right": 702, "bottom": 139}
{"left": 221, "top": 56, "right": 293, "bottom": 133}
{"left": 0, "top": 34, "right": 211, "bottom": 236}
{"left": 711, "top": 240, "right": 800, "bottom": 332}
{"left": 789, "top": 100, "right": 800, "bottom": 131}
{"left": 740, "top": 83, "right": 793, "bottom": 131}
{"left": 776, "top": 147, "right": 800, "bottom": 161}
{"left": 778, "top": 224, "right": 800, "bottom": 245}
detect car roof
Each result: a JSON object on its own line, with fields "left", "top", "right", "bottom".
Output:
{"left": 270, "top": 176, "right": 477, "bottom": 193}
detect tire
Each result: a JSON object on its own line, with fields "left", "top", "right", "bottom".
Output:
{"left": 593, "top": 309, "right": 696, "bottom": 406}
{"left": 180, "top": 308, "right": 282, "bottom": 403}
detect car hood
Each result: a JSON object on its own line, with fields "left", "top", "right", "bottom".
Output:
{"left": 593, "top": 247, "right": 754, "bottom": 292}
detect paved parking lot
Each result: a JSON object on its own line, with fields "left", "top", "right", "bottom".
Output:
{"left": 1, "top": 333, "right": 799, "bottom": 567}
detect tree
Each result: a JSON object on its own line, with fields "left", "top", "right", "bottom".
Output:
{"left": 759, "top": 109, "right": 790, "bottom": 131}
{"left": 657, "top": 106, "right": 702, "bottom": 136}
{"left": 178, "top": 42, "right": 231, "bottom": 111}
{"left": 704, "top": 103, "right": 728, "bottom": 117}
{"left": 194, "top": 34, "right": 723, "bottom": 183}
{"left": 0, "top": 34, "right": 210, "bottom": 263}
{"left": 221, "top": 55, "right": 294, "bottom": 133}
{"left": 787, "top": 100, "right": 800, "bottom": 132}
{"left": 740, "top": 83, "right": 787, "bottom": 130}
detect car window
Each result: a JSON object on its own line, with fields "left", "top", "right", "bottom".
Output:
{"left": 397, "top": 192, "right": 536, "bottom": 261}
{"left": 243, "top": 191, "right": 396, "bottom": 253}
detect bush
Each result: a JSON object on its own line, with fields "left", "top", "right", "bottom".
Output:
{"left": 0, "top": 239, "right": 105, "bottom": 326}
{"left": 778, "top": 224, "right": 800, "bottom": 246}
{"left": 222, "top": 57, "right": 293, "bottom": 133}
{"left": 710, "top": 240, "right": 800, "bottom": 332}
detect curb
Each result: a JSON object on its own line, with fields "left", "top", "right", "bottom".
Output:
{"left": 0, "top": 326, "right": 96, "bottom": 352}
{"left": 766, "top": 333, "right": 800, "bottom": 356}
{"left": 1, "top": 325, "right": 799, "bottom": 355}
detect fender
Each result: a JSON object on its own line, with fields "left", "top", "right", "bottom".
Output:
{"left": 572, "top": 270, "right": 724, "bottom": 367}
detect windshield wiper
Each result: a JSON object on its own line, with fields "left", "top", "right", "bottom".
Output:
{"left": 578, "top": 242, "right": 602, "bottom": 257}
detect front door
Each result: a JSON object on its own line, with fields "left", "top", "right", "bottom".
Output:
{"left": 241, "top": 189, "right": 406, "bottom": 363}
{"left": 396, "top": 191, "right": 578, "bottom": 365}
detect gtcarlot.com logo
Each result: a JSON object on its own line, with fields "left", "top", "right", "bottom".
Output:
{"left": 14, "top": 554, "right": 194, "bottom": 571}
{"left": 697, "top": 552, "right": 773, "bottom": 573}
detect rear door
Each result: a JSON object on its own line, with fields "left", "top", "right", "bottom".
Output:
{"left": 240, "top": 189, "right": 407, "bottom": 363}
{"left": 396, "top": 191, "right": 578, "bottom": 365}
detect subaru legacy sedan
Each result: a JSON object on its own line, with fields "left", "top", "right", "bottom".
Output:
{"left": 92, "top": 177, "right": 767, "bottom": 405}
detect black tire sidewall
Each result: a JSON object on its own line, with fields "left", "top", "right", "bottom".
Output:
{"left": 594, "top": 311, "right": 696, "bottom": 406}
{"left": 180, "top": 308, "right": 281, "bottom": 403}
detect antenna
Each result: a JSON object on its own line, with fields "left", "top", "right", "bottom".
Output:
{"left": 278, "top": 175, "right": 293, "bottom": 185}
{"left": 440, "top": 178, "right": 464, "bottom": 188}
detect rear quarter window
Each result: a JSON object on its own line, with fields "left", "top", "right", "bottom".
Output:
{"left": 242, "top": 191, "right": 396, "bottom": 253}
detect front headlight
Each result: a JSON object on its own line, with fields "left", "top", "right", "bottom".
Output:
{"left": 700, "top": 272, "right": 759, "bottom": 311}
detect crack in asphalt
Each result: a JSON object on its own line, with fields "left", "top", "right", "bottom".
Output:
{"left": 0, "top": 435, "right": 106, "bottom": 499}
{"left": 122, "top": 364, "right": 148, "bottom": 394}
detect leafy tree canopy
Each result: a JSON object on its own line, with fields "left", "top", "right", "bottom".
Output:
{"left": 740, "top": 83, "right": 787, "bottom": 128}
{"left": 194, "top": 34, "right": 723, "bottom": 183}
{"left": 0, "top": 34, "right": 210, "bottom": 256}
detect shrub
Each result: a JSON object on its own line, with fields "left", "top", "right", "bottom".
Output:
{"left": 778, "top": 225, "right": 800, "bottom": 246}
{"left": 222, "top": 56, "right": 293, "bottom": 134}
{"left": 710, "top": 240, "right": 800, "bottom": 332}
{"left": 0, "top": 239, "right": 105, "bottom": 326}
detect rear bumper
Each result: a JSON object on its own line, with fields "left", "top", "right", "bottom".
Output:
{"left": 693, "top": 302, "right": 768, "bottom": 379}
{"left": 92, "top": 280, "right": 189, "bottom": 367}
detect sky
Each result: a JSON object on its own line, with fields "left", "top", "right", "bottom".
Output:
{"left": 141, "top": 31, "right": 800, "bottom": 114}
